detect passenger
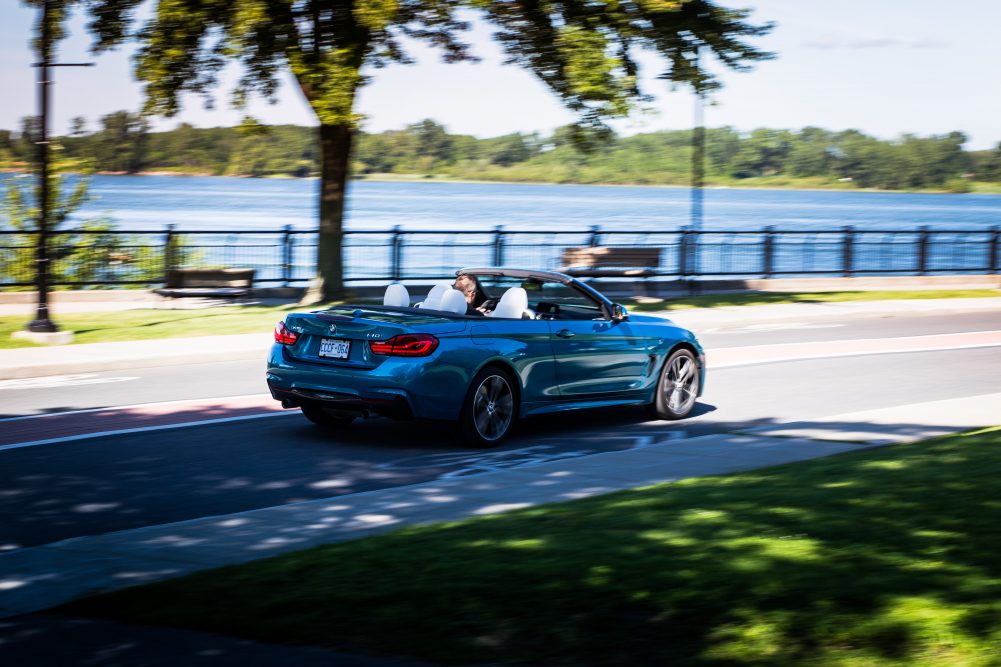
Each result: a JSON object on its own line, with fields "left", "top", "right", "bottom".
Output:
{"left": 453, "top": 273, "right": 488, "bottom": 316}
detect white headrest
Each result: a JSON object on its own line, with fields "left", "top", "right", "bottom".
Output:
{"left": 490, "top": 287, "right": 529, "bottom": 319}
{"left": 417, "top": 282, "right": 451, "bottom": 309}
{"left": 438, "top": 288, "right": 468, "bottom": 315}
{"left": 383, "top": 283, "right": 410, "bottom": 308}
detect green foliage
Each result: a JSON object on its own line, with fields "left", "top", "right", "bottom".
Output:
{"left": 71, "top": 1, "right": 771, "bottom": 133}
{"left": 6, "top": 118, "right": 998, "bottom": 190}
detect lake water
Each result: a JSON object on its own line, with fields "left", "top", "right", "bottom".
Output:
{"left": 6, "top": 174, "right": 995, "bottom": 233}
{"left": 2, "top": 174, "right": 998, "bottom": 283}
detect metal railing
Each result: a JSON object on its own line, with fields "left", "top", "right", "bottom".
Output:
{"left": 1, "top": 224, "right": 999, "bottom": 287}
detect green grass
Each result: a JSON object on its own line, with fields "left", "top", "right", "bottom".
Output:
{"left": 2, "top": 289, "right": 997, "bottom": 347}
{"left": 0, "top": 304, "right": 311, "bottom": 349}
{"left": 622, "top": 289, "right": 1001, "bottom": 312}
{"left": 66, "top": 427, "right": 1001, "bottom": 666}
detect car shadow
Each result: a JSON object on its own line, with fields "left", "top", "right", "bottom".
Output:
{"left": 294, "top": 402, "right": 719, "bottom": 452}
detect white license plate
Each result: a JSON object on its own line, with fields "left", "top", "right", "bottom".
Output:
{"left": 318, "top": 338, "right": 351, "bottom": 360}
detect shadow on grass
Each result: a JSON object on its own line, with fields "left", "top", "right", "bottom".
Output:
{"left": 26, "top": 420, "right": 998, "bottom": 666}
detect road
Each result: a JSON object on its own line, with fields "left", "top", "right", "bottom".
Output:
{"left": 1, "top": 309, "right": 999, "bottom": 551}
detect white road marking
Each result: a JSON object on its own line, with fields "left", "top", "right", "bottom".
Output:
{"left": 0, "top": 374, "right": 139, "bottom": 391}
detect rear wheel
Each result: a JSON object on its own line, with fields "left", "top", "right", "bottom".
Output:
{"left": 647, "top": 348, "right": 699, "bottom": 420}
{"left": 460, "top": 367, "right": 517, "bottom": 447}
{"left": 301, "top": 404, "right": 356, "bottom": 428}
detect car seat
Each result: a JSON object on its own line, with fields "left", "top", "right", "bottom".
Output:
{"left": 416, "top": 282, "right": 451, "bottom": 309}
{"left": 383, "top": 283, "right": 410, "bottom": 308}
{"left": 438, "top": 288, "right": 469, "bottom": 315}
{"left": 489, "top": 287, "right": 533, "bottom": 319}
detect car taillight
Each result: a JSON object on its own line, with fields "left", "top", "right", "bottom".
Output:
{"left": 274, "top": 321, "right": 299, "bottom": 345}
{"left": 369, "top": 334, "right": 439, "bottom": 357}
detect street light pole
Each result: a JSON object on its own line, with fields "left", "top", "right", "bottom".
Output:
{"left": 691, "top": 45, "right": 705, "bottom": 235}
{"left": 688, "top": 43, "right": 706, "bottom": 295}
{"left": 26, "top": 0, "right": 93, "bottom": 334}
{"left": 28, "top": 0, "right": 55, "bottom": 333}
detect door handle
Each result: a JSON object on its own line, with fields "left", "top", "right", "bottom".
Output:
{"left": 556, "top": 329, "right": 575, "bottom": 338}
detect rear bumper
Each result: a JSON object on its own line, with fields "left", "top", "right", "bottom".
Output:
{"left": 266, "top": 343, "right": 467, "bottom": 420}
{"left": 268, "top": 382, "right": 414, "bottom": 419}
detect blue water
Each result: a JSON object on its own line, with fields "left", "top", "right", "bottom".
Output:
{"left": 2, "top": 174, "right": 998, "bottom": 284}
{"left": 4, "top": 174, "right": 994, "bottom": 233}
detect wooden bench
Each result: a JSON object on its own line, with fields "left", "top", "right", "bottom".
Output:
{"left": 153, "top": 268, "right": 256, "bottom": 301}
{"left": 559, "top": 247, "right": 662, "bottom": 278}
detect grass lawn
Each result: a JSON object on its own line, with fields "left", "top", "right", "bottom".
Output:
{"left": 2, "top": 289, "right": 998, "bottom": 347}
{"left": 65, "top": 427, "right": 1001, "bottom": 666}
{"left": 0, "top": 304, "right": 310, "bottom": 349}
{"left": 622, "top": 289, "right": 1001, "bottom": 312}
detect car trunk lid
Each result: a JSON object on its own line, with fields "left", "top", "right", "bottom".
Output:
{"left": 281, "top": 305, "right": 466, "bottom": 367}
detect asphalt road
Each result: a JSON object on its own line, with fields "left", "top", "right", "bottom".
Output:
{"left": 3, "top": 310, "right": 1000, "bottom": 418}
{"left": 1, "top": 310, "right": 1000, "bottom": 551}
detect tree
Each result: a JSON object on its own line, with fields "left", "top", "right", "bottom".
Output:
{"left": 58, "top": 0, "right": 770, "bottom": 299}
{"left": 409, "top": 118, "right": 454, "bottom": 170}
{"left": 69, "top": 116, "right": 87, "bottom": 137}
{"left": 94, "top": 110, "right": 149, "bottom": 173}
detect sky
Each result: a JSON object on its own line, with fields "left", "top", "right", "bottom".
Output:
{"left": 0, "top": 1, "right": 998, "bottom": 149}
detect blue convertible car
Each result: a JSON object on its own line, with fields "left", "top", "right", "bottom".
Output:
{"left": 267, "top": 268, "right": 705, "bottom": 447}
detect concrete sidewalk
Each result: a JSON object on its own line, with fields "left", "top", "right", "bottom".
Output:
{"left": 3, "top": 297, "right": 1000, "bottom": 380}
{"left": 1, "top": 390, "right": 999, "bottom": 619}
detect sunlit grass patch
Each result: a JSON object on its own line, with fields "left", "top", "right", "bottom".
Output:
{"left": 623, "top": 289, "right": 1001, "bottom": 312}
{"left": 0, "top": 303, "right": 324, "bottom": 348}
{"left": 65, "top": 427, "right": 1001, "bottom": 666}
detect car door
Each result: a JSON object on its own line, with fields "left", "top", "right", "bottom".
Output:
{"left": 550, "top": 317, "right": 659, "bottom": 397}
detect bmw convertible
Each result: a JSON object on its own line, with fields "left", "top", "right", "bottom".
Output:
{"left": 267, "top": 268, "right": 705, "bottom": 447}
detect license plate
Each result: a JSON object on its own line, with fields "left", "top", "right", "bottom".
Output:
{"left": 318, "top": 338, "right": 351, "bottom": 360}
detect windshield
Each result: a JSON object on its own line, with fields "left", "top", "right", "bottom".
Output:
{"left": 467, "top": 273, "right": 606, "bottom": 320}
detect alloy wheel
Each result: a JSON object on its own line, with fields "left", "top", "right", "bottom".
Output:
{"left": 472, "top": 374, "right": 514, "bottom": 442}
{"left": 663, "top": 353, "right": 698, "bottom": 415}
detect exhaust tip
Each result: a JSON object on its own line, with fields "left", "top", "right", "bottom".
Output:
{"left": 280, "top": 399, "right": 298, "bottom": 409}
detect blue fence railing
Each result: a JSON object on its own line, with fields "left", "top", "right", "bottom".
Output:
{"left": 1, "top": 225, "right": 998, "bottom": 287}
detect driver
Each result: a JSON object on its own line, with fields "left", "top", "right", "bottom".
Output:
{"left": 453, "top": 273, "right": 488, "bottom": 316}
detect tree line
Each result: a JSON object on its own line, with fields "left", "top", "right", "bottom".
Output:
{"left": 2, "top": 115, "right": 998, "bottom": 192}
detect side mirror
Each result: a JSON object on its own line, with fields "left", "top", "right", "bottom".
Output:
{"left": 611, "top": 303, "right": 629, "bottom": 322}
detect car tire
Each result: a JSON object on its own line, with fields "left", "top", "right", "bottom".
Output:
{"left": 301, "top": 404, "right": 356, "bottom": 428}
{"left": 647, "top": 348, "right": 700, "bottom": 420}
{"left": 459, "top": 367, "right": 518, "bottom": 448}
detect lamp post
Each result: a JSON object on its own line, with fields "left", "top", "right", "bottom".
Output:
{"left": 688, "top": 43, "right": 706, "bottom": 295}
{"left": 25, "top": 0, "right": 93, "bottom": 336}
{"left": 691, "top": 46, "right": 705, "bottom": 236}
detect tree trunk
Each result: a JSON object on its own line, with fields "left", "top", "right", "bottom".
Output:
{"left": 303, "top": 122, "right": 353, "bottom": 303}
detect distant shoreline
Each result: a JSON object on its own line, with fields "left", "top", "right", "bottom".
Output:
{"left": 2, "top": 167, "right": 999, "bottom": 196}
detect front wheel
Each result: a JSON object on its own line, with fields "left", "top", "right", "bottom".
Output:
{"left": 459, "top": 368, "right": 517, "bottom": 447}
{"left": 301, "top": 404, "right": 356, "bottom": 428}
{"left": 647, "top": 348, "right": 700, "bottom": 420}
